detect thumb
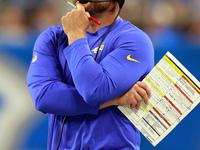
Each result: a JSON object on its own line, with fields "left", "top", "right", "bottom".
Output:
{"left": 76, "top": 1, "right": 85, "bottom": 12}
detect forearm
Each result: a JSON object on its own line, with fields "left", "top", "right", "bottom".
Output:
{"left": 63, "top": 24, "right": 154, "bottom": 107}
{"left": 64, "top": 39, "right": 150, "bottom": 106}
{"left": 26, "top": 51, "right": 99, "bottom": 116}
{"left": 99, "top": 98, "right": 117, "bottom": 110}
{"left": 27, "top": 76, "right": 99, "bottom": 116}
{"left": 27, "top": 26, "right": 101, "bottom": 116}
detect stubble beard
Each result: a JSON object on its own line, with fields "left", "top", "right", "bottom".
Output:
{"left": 73, "top": 0, "right": 111, "bottom": 16}
{"left": 85, "top": 2, "right": 111, "bottom": 16}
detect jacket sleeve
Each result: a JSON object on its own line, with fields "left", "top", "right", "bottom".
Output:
{"left": 27, "top": 27, "right": 99, "bottom": 116}
{"left": 64, "top": 30, "right": 154, "bottom": 106}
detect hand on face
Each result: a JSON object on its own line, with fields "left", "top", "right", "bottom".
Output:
{"left": 61, "top": 2, "right": 90, "bottom": 44}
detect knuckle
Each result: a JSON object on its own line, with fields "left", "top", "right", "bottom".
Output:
{"left": 67, "top": 11, "right": 71, "bottom": 15}
{"left": 130, "top": 87, "right": 137, "bottom": 94}
{"left": 134, "top": 83, "right": 139, "bottom": 88}
{"left": 139, "top": 81, "right": 147, "bottom": 88}
{"left": 132, "top": 100, "right": 137, "bottom": 106}
{"left": 77, "top": 9, "right": 84, "bottom": 14}
{"left": 61, "top": 16, "right": 66, "bottom": 24}
{"left": 141, "top": 90, "right": 147, "bottom": 97}
{"left": 71, "top": 9, "right": 76, "bottom": 12}
{"left": 137, "top": 81, "right": 142, "bottom": 86}
{"left": 138, "top": 96, "right": 142, "bottom": 102}
{"left": 61, "top": 16, "right": 64, "bottom": 22}
{"left": 130, "top": 93, "right": 135, "bottom": 100}
{"left": 61, "top": 15, "right": 66, "bottom": 20}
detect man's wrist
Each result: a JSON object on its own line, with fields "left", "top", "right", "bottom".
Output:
{"left": 68, "top": 32, "right": 87, "bottom": 45}
{"left": 99, "top": 98, "right": 118, "bottom": 110}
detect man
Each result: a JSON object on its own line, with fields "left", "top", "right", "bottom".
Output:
{"left": 27, "top": 0, "right": 154, "bottom": 149}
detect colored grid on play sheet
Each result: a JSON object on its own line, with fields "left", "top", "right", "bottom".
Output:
{"left": 118, "top": 52, "right": 200, "bottom": 146}
{"left": 142, "top": 52, "right": 200, "bottom": 145}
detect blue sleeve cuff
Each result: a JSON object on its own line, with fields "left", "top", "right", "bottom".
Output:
{"left": 63, "top": 38, "right": 88, "bottom": 55}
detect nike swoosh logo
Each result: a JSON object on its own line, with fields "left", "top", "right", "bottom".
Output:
{"left": 127, "top": 55, "right": 140, "bottom": 63}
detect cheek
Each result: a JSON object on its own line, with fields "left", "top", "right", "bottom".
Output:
{"left": 85, "top": 4, "right": 94, "bottom": 13}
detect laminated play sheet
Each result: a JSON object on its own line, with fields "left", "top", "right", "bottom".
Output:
{"left": 118, "top": 51, "right": 200, "bottom": 146}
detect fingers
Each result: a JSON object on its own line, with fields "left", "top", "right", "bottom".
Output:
{"left": 64, "top": 2, "right": 85, "bottom": 18}
{"left": 134, "top": 92, "right": 142, "bottom": 110}
{"left": 113, "top": 81, "right": 152, "bottom": 110}
{"left": 76, "top": 1, "right": 85, "bottom": 11}
{"left": 129, "top": 92, "right": 137, "bottom": 109}
{"left": 130, "top": 81, "right": 151, "bottom": 109}
{"left": 127, "top": 86, "right": 142, "bottom": 110}
{"left": 136, "top": 85, "right": 149, "bottom": 105}
{"left": 137, "top": 81, "right": 152, "bottom": 97}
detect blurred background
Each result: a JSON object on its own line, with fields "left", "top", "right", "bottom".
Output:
{"left": 0, "top": 0, "right": 199, "bottom": 150}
